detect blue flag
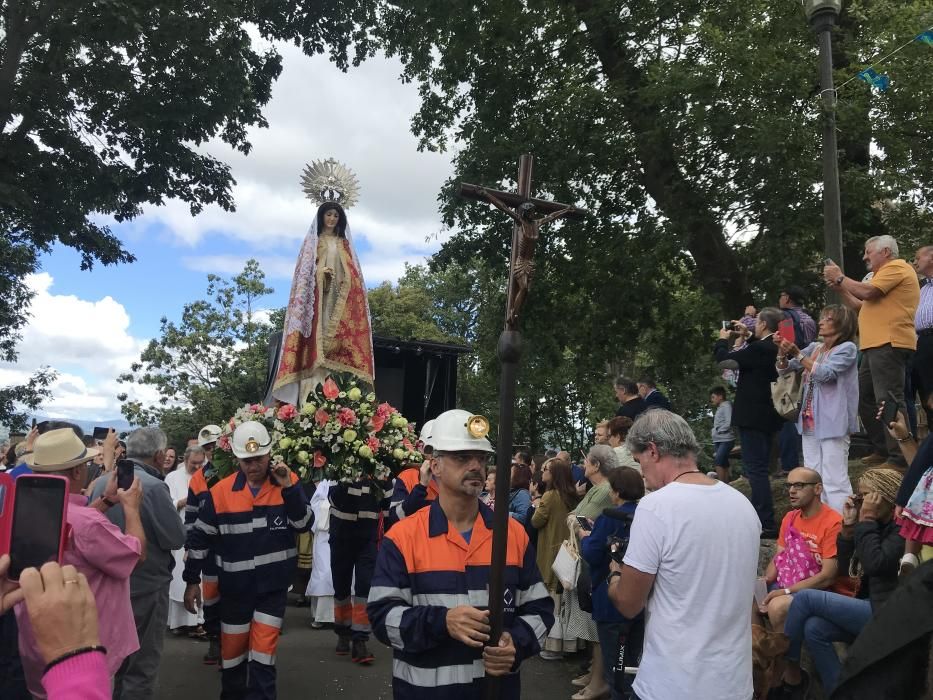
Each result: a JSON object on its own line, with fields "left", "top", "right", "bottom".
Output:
{"left": 857, "top": 67, "right": 890, "bottom": 91}
{"left": 917, "top": 30, "right": 933, "bottom": 46}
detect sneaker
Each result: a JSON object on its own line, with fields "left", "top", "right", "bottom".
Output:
{"left": 202, "top": 638, "right": 220, "bottom": 665}
{"left": 351, "top": 639, "right": 375, "bottom": 664}
{"left": 571, "top": 672, "right": 592, "bottom": 688}
{"left": 860, "top": 453, "right": 886, "bottom": 466}
{"left": 336, "top": 635, "right": 351, "bottom": 656}
{"left": 899, "top": 553, "right": 920, "bottom": 579}
{"left": 539, "top": 650, "right": 563, "bottom": 661}
{"left": 782, "top": 670, "right": 810, "bottom": 700}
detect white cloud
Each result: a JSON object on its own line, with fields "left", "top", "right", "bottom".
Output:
{"left": 124, "top": 45, "right": 458, "bottom": 265}
{"left": 1, "top": 273, "right": 157, "bottom": 420}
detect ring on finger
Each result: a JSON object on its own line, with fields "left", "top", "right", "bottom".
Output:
{"left": 64, "top": 579, "right": 80, "bottom": 585}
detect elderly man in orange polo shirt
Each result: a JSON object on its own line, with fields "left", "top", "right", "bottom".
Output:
{"left": 824, "top": 234, "right": 920, "bottom": 468}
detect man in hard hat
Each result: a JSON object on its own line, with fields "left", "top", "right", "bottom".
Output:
{"left": 384, "top": 419, "right": 438, "bottom": 531}
{"left": 368, "top": 409, "right": 554, "bottom": 700}
{"left": 185, "top": 423, "right": 224, "bottom": 664}
{"left": 183, "top": 421, "right": 313, "bottom": 700}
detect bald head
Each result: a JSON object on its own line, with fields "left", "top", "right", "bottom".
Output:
{"left": 787, "top": 467, "right": 823, "bottom": 511}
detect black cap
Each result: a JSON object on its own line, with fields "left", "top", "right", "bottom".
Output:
{"left": 782, "top": 285, "right": 806, "bottom": 306}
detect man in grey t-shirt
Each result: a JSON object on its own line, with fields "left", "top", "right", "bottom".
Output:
{"left": 91, "top": 426, "right": 185, "bottom": 700}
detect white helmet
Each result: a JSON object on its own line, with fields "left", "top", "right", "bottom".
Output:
{"left": 231, "top": 421, "right": 272, "bottom": 459}
{"left": 429, "top": 410, "right": 494, "bottom": 453}
{"left": 419, "top": 419, "right": 435, "bottom": 449}
{"left": 198, "top": 424, "right": 222, "bottom": 447}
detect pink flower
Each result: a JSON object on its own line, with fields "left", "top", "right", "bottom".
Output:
{"left": 277, "top": 404, "right": 298, "bottom": 421}
{"left": 323, "top": 377, "right": 340, "bottom": 400}
{"left": 369, "top": 414, "right": 386, "bottom": 432}
{"left": 228, "top": 418, "right": 236, "bottom": 429}
{"left": 315, "top": 408, "right": 330, "bottom": 427}
{"left": 376, "top": 402, "right": 392, "bottom": 418}
{"left": 367, "top": 436, "right": 380, "bottom": 452}
{"left": 338, "top": 408, "right": 358, "bottom": 427}
{"left": 250, "top": 403, "right": 265, "bottom": 413}
{"left": 217, "top": 435, "right": 231, "bottom": 451}
{"left": 313, "top": 450, "right": 327, "bottom": 468}
{"left": 403, "top": 438, "right": 414, "bottom": 451}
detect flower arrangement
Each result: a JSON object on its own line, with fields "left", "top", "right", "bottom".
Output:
{"left": 213, "top": 373, "right": 423, "bottom": 483}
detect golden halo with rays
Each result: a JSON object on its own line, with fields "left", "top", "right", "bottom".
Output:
{"left": 300, "top": 158, "right": 360, "bottom": 209}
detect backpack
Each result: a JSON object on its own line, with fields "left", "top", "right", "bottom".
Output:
{"left": 782, "top": 308, "right": 806, "bottom": 347}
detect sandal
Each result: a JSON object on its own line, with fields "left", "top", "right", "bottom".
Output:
{"left": 188, "top": 625, "right": 208, "bottom": 639}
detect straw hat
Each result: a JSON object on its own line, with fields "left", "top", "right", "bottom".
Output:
{"left": 24, "top": 428, "right": 99, "bottom": 472}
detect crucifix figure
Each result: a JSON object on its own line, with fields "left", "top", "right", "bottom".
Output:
{"left": 460, "top": 155, "right": 586, "bottom": 329}
{"left": 459, "top": 154, "right": 586, "bottom": 699}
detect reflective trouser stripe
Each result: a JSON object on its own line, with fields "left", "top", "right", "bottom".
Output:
{"left": 334, "top": 598, "right": 352, "bottom": 627}
{"left": 351, "top": 598, "right": 370, "bottom": 633}
{"left": 392, "top": 658, "right": 485, "bottom": 686}
{"left": 202, "top": 577, "right": 220, "bottom": 607}
{"left": 221, "top": 621, "right": 249, "bottom": 668}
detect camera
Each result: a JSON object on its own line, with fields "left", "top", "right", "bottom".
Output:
{"left": 607, "top": 535, "right": 629, "bottom": 565}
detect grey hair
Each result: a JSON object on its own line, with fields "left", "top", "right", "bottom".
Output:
{"left": 125, "top": 426, "right": 168, "bottom": 460}
{"left": 866, "top": 234, "right": 899, "bottom": 258}
{"left": 183, "top": 445, "right": 206, "bottom": 462}
{"left": 757, "top": 306, "right": 783, "bottom": 332}
{"left": 587, "top": 444, "right": 618, "bottom": 475}
{"left": 625, "top": 409, "right": 700, "bottom": 459}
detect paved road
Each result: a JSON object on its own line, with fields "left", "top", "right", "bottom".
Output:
{"left": 158, "top": 604, "right": 580, "bottom": 699}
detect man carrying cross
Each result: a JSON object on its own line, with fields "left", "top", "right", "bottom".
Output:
{"left": 367, "top": 408, "right": 553, "bottom": 700}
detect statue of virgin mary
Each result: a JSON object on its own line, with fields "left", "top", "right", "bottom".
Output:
{"left": 268, "top": 159, "right": 374, "bottom": 406}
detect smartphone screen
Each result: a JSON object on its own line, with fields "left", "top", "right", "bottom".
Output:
{"left": 576, "top": 516, "right": 592, "bottom": 531}
{"left": 92, "top": 426, "right": 110, "bottom": 441}
{"left": 117, "top": 459, "right": 135, "bottom": 491}
{"left": 881, "top": 394, "right": 899, "bottom": 426}
{"left": 9, "top": 475, "right": 67, "bottom": 580}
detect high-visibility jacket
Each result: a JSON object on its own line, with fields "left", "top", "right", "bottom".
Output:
{"left": 183, "top": 470, "right": 313, "bottom": 594}
{"left": 328, "top": 478, "right": 392, "bottom": 538}
{"left": 367, "top": 500, "right": 554, "bottom": 700}
{"left": 184, "top": 462, "right": 219, "bottom": 534}
{"left": 385, "top": 468, "right": 439, "bottom": 531}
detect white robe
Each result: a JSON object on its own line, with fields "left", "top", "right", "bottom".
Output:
{"left": 165, "top": 467, "right": 203, "bottom": 628}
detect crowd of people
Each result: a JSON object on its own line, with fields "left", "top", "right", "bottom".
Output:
{"left": 0, "top": 232, "right": 931, "bottom": 700}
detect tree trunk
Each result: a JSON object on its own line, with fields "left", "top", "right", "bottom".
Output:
{"left": 566, "top": 0, "right": 752, "bottom": 312}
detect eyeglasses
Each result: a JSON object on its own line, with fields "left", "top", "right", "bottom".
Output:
{"left": 438, "top": 452, "right": 494, "bottom": 467}
{"left": 786, "top": 482, "right": 819, "bottom": 491}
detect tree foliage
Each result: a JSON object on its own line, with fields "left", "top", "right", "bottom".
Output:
{"left": 117, "top": 260, "right": 277, "bottom": 446}
{"left": 0, "top": 0, "right": 377, "bottom": 425}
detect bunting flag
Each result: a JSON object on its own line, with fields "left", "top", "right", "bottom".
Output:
{"left": 917, "top": 30, "right": 933, "bottom": 46}
{"left": 857, "top": 67, "right": 891, "bottom": 92}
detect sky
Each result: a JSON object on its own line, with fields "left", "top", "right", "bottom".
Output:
{"left": 2, "top": 41, "right": 458, "bottom": 423}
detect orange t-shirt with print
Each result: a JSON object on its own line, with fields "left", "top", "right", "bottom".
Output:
{"left": 778, "top": 503, "right": 854, "bottom": 596}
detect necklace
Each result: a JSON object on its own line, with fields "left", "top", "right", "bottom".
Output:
{"left": 671, "top": 469, "right": 701, "bottom": 483}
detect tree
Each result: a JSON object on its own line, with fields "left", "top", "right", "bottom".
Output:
{"left": 0, "top": 0, "right": 377, "bottom": 425}
{"left": 0, "top": 367, "right": 56, "bottom": 433}
{"left": 117, "top": 260, "right": 276, "bottom": 446}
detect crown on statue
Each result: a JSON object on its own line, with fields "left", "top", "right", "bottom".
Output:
{"left": 301, "top": 158, "right": 360, "bottom": 209}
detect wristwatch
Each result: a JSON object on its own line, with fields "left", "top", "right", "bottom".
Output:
{"left": 102, "top": 496, "right": 117, "bottom": 509}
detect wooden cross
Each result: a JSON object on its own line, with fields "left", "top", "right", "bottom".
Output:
{"left": 459, "top": 155, "right": 586, "bottom": 329}
{"left": 458, "top": 155, "right": 586, "bottom": 699}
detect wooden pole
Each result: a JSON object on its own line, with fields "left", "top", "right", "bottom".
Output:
{"left": 485, "top": 155, "right": 534, "bottom": 700}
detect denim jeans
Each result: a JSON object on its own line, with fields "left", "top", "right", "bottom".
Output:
{"left": 713, "top": 441, "right": 734, "bottom": 468}
{"left": 738, "top": 428, "right": 776, "bottom": 531}
{"left": 784, "top": 589, "right": 873, "bottom": 693}
{"left": 778, "top": 420, "right": 801, "bottom": 472}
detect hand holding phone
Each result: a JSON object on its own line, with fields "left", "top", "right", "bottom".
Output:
{"left": 116, "top": 459, "right": 135, "bottom": 491}
{"left": 6, "top": 475, "right": 69, "bottom": 581}
{"left": 879, "top": 392, "right": 899, "bottom": 427}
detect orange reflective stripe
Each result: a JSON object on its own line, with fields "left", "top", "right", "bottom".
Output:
{"left": 202, "top": 580, "right": 219, "bottom": 599}
{"left": 351, "top": 603, "right": 370, "bottom": 626}
{"left": 221, "top": 631, "right": 249, "bottom": 661}
{"left": 250, "top": 621, "right": 281, "bottom": 656}
{"left": 334, "top": 601, "right": 352, "bottom": 625}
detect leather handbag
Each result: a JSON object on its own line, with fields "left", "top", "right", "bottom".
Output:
{"left": 771, "top": 369, "right": 804, "bottom": 421}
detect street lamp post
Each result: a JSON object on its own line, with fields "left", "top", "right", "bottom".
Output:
{"left": 804, "top": 0, "right": 844, "bottom": 298}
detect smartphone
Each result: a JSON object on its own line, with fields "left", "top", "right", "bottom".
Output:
{"left": 776, "top": 318, "right": 795, "bottom": 344}
{"left": 7, "top": 475, "right": 69, "bottom": 581}
{"left": 92, "top": 426, "right": 110, "bottom": 441}
{"left": 754, "top": 577, "right": 768, "bottom": 612}
{"left": 880, "top": 392, "right": 899, "bottom": 426}
{"left": 116, "top": 459, "right": 135, "bottom": 491}
{"left": 722, "top": 321, "right": 729, "bottom": 330}
{"left": 576, "top": 516, "right": 592, "bottom": 531}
